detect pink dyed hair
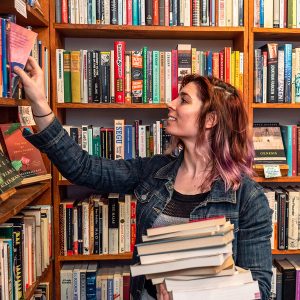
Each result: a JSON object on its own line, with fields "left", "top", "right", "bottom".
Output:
{"left": 166, "top": 74, "right": 254, "bottom": 191}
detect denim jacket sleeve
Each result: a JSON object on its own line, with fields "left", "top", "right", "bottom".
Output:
{"left": 237, "top": 184, "right": 273, "bottom": 300}
{"left": 23, "top": 117, "right": 150, "bottom": 194}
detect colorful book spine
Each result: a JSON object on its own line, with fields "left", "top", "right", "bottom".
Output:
{"left": 152, "top": 51, "right": 160, "bottom": 103}
{"left": 114, "top": 41, "right": 125, "bottom": 103}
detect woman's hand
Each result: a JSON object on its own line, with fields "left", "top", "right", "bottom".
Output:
{"left": 14, "top": 56, "right": 46, "bottom": 104}
{"left": 156, "top": 283, "right": 171, "bottom": 300}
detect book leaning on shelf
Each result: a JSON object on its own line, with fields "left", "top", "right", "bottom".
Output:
{"left": 252, "top": 122, "right": 288, "bottom": 177}
{"left": 130, "top": 216, "right": 261, "bottom": 300}
{"left": 0, "top": 123, "right": 51, "bottom": 184}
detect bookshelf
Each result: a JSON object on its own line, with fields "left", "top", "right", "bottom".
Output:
{"left": 0, "top": 1, "right": 53, "bottom": 299}
{"left": 50, "top": 0, "right": 249, "bottom": 298}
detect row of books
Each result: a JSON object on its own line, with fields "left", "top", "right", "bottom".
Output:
{"left": 62, "top": 119, "right": 171, "bottom": 162}
{"left": 0, "top": 17, "right": 48, "bottom": 100}
{"left": 264, "top": 186, "right": 300, "bottom": 250}
{"left": 253, "top": 0, "right": 300, "bottom": 28}
{"left": 254, "top": 43, "right": 300, "bottom": 104}
{"left": 56, "top": 43, "right": 244, "bottom": 104}
{"left": 270, "top": 258, "right": 300, "bottom": 300}
{"left": 30, "top": 282, "right": 50, "bottom": 300}
{"left": 130, "top": 216, "right": 260, "bottom": 300}
{"left": 0, "top": 205, "right": 52, "bottom": 300}
{"left": 60, "top": 264, "right": 130, "bottom": 300}
{"left": 59, "top": 194, "right": 136, "bottom": 256}
{"left": 55, "top": 0, "right": 244, "bottom": 27}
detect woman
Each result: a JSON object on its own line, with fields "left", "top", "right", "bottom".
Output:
{"left": 14, "top": 57, "right": 272, "bottom": 300}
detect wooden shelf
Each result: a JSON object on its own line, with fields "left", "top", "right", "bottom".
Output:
{"left": 54, "top": 24, "right": 245, "bottom": 39}
{"left": 25, "top": 261, "right": 53, "bottom": 299}
{"left": 0, "top": 2, "right": 48, "bottom": 27}
{"left": 252, "top": 103, "right": 300, "bottom": 108}
{"left": 0, "top": 97, "right": 30, "bottom": 107}
{"left": 254, "top": 176, "right": 300, "bottom": 183}
{"left": 58, "top": 180, "right": 72, "bottom": 186}
{"left": 252, "top": 28, "right": 300, "bottom": 41}
{"left": 58, "top": 253, "right": 133, "bottom": 261}
{"left": 272, "top": 250, "right": 300, "bottom": 255}
{"left": 0, "top": 182, "right": 50, "bottom": 224}
{"left": 56, "top": 103, "right": 168, "bottom": 109}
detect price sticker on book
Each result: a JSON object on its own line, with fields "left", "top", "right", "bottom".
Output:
{"left": 263, "top": 165, "right": 282, "bottom": 178}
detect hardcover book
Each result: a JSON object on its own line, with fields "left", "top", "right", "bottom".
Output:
{"left": 0, "top": 123, "right": 47, "bottom": 178}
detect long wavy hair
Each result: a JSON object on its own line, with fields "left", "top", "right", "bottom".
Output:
{"left": 166, "top": 74, "right": 254, "bottom": 191}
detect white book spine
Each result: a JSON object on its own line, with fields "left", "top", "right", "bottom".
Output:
{"left": 295, "top": 48, "right": 300, "bottom": 103}
{"left": 273, "top": 0, "right": 280, "bottom": 27}
{"left": 279, "top": 0, "right": 284, "bottom": 27}
{"left": 108, "top": 229, "right": 119, "bottom": 254}
{"left": 297, "top": 0, "right": 300, "bottom": 27}
{"left": 81, "top": 125, "right": 89, "bottom": 152}
{"left": 101, "top": 277, "right": 108, "bottom": 299}
{"left": 226, "top": 0, "right": 232, "bottom": 26}
{"left": 56, "top": 49, "right": 65, "bottom": 103}
{"left": 104, "top": 0, "right": 110, "bottom": 24}
{"left": 278, "top": 50, "right": 285, "bottom": 102}
{"left": 118, "top": 0, "right": 123, "bottom": 24}
{"left": 113, "top": 274, "right": 121, "bottom": 300}
{"left": 140, "top": 0, "right": 145, "bottom": 25}
{"left": 262, "top": 52, "right": 267, "bottom": 103}
{"left": 123, "top": 0, "right": 127, "bottom": 24}
{"left": 75, "top": 0, "right": 79, "bottom": 23}
{"left": 232, "top": 0, "right": 239, "bottom": 26}
{"left": 73, "top": 207, "right": 78, "bottom": 254}
{"left": 114, "top": 119, "right": 125, "bottom": 159}
{"left": 138, "top": 125, "right": 146, "bottom": 157}
{"left": 79, "top": 0, "right": 84, "bottom": 23}
{"left": 124, "top": 195, "right": 131, "bottom": 252}
{"left": 288, "top": 191, "right": 299, "bottom": 249}
{"left": 60, "top": 269, "right": 73, "bottom": 300}
{"left": 219, "top": 0, "right": 226, "bottom": 26}
{"left": 179, "top": 0, "right": 185, "bottom": 25}
{"left": 80, "top": 50, "right": 84, "bottom": 102}
{"left": 70, "top": 0, "right": 75, "bottom": 23}
{"left": 156, "top": 121, "right": 161, "bottom": 155}
{"left": 73, "top": 268, "right": 80, "bottom": 300}
{"left": 153, "top": 123, "right": 157, "bottom": 155}
{"left": 82, "top": 202, "right": 90, "bottom": 255}
{"left": 184, "top": 0, "right": 190, "bottom": 26}
{"left": 83, "top": 0, "right": 88, "bottom": 23}
{"left": 110, "top": 50, "right": 115, "bottom": 101}
{"left": 264, "top": 0, "right": 273, "bottom": 27}
{"left": 165, "top": 51, "right": 172, "bottom": 103}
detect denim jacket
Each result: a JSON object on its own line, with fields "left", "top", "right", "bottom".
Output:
{"left": 24, "top": 118, "right": 273, "bottom": 300}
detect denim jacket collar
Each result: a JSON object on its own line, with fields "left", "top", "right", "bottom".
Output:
{"left": 154, "top": 151, "right": 236, "bottom": 204}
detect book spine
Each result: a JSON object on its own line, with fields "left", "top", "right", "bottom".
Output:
{"left": 159, "top": 52, "right": 165, "bottom": 103}
{"left": 119, "top": 201, "right": 125, "bottom": 253}
{"left": 130, "top": 199, "right": 137, "bottom": 252}
{"left": 92, "top": 51, "right": 100, "bottom": 103}
{"left": 56, "top": 49, "right": 65, "bottom": 103}
{"left": 110, "top": 50, "right": 115, "bottom": 102}
{"left": 142, "top": 47, "right": 148, "bottom": 103}
{"left": 147, "top": 50, "right": 153, "bottom": 103}
{"left": 108, "top": 196, "right": 119, "bottom": 254}
{"left": 63, "top": 51, "right": 72, "bottom": 103}
{"left": 100, "top": 51, "right": 111, "bottom": 103}
{"left": 131, "top": 50, "right": 143, "bottom": 103}
{"left": 165, "top": 51, "right": 172, "bottom": 103}
{"left": 267, "top": 43, "right": 279, "bottom": 103}
{"left": 171, "top": 49, "right": 178, "bottom": 100}
{"left": 114, "top": 41, "right": 125, "bottom": 103}
{"left": 82, "top": 203, "right": 90, "bottom": 255}
{"left": 125, "top": 51, "right": 132, "bottom": 104}
{"left": 152, "top": 51, "right": 160, "bottom": 103}
{"left": 177, "top": 44, "right": 191, "bottom": 91}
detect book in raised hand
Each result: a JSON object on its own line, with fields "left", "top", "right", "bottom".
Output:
{"left": 146, "top": 215, "right": 226, "bottom": 237}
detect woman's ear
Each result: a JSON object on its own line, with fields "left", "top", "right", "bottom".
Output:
{"left": 205, "top": 111, "right": 218, "bottom": 129}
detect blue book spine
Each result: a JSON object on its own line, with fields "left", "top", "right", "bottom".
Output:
{"left": 132, "top": 0, "right": 139, "bottom": 25}
{"left": 260, "top": 0, "right": 264, "bottom": 27}
{"left": 86, "top": 271, "right": 97, "bottom": 300}
{"left": 124, "top": 125, "right": 133, "bottom": 159}
{"left": 283, "top": 44, "right": 292, "bottom": 103}
{"left": 4, "top": 240, "right": 15, "bottom": 300}
{"left": 107, "top": 278, "right": 114, "bottom": 300}
{"left": 207, "top": 51, "right": 213, "bottom": 76}
{"left": 172, "top": 0, "right": 177, "bottom": 26}
{"left": 1, "top": 19, "right": 8, "bottom": 97}
{"left": 281, "top": 125, "right": 292, "bottom": 176}
{"left": 88, "top": 0, "right": 93, "bottom": 24}
{"left": 211, "top": 0, "right": 215, "bottom": 26}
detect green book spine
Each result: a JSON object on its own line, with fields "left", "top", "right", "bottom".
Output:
{"left": 63, "top": 51, "right": 72, "bottom": 103}
{"left": 152, "top": 51, "right": 160, "bottom": 104}
{"left": 92, "top": 127, "right": 101, "bottom": 157}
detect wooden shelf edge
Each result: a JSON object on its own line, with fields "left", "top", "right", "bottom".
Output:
{"left": 252, "top": 103, "right": 300, "bottom": 108}
{"left": 25, "top": 260, "right": 53, "bottom": 299}
{"left": 254, "top": 176, "right": 300, "bottom": 183}
{"left": 272, "top": 250, "right": 300, "bottom": 254}
{"left": 55, "top": 103, "right": 168, "bottom": 109}
{"left": 58, "top": 253, "right": 133, "bottom": 261}
{"left": 0, "top": 98, "right": 30, "bottom": 107}
{"left": 26, "top": 4, "right": 49, "bottom": 27}
{"left": 58, "top": 180, "right": 72, "bottom": 186}
{"left": 0, "top": 182, "right": 50, "bottom": 224}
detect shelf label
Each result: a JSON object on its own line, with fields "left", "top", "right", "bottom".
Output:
{"left": 14, "top": 0, "right": 27, "bottom": 18}
{"left": 263, "top": 165, "right": 282, "bottom": 178}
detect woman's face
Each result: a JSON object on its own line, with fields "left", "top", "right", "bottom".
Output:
{"left": 166, "top": 82, "right": 203, "bottom": 141}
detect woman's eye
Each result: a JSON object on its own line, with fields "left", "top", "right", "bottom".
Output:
{"left": 181, "top": 98, "right": 187, "bottom": 103}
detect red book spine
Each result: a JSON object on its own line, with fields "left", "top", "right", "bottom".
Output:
{"left": 165, "top": 0, "right": 170, "bottom": 26}
{"left": 219, "top": 50, "right": 224, "bottom": 81}
{"left": 114, "top": 41, "right": 125, "bottom": 103}
{"left": 123, "top": 274, "right": 130, "bottom": 300}
{"left": 61, "top": 0, "right": 68, "bottom": 23}
{"left": 171, "top": 49, "right": 178, "bottom": 100}
{"left": 212, "top": 52, "right": 220, "bottom": 78}
{"left": 127, "top": 0, "right": 133, "bottom": 25}
{"left": 130, "top": 199, "right": 137, "bottom": 252}
{"left": 292, "top": 125, "right": 297, "bottom": 176}
{"left": 224, "top": 47, "right": 231, "bottom": 84}
{"left": 153, "top": 0, "right": 159, "bottom": 25}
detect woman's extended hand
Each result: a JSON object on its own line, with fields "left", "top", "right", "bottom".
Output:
{"left": 14, "top": 56, "right": 54, "bottom": 131}
{"left": 14, "top": 56, "right": 46, "bottom": 104}
{"left": 156, "top": 283, "right": 171, "bottom": 300}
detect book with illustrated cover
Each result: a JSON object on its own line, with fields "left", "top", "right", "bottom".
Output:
{"left": 0, "top": 123, "right": 47, "bottom": 179}
{"left": 0, "top": 149, "right": 22, "bottom": 194}
{"left": 7, "top": 21, "right": 37, "bottom": 98}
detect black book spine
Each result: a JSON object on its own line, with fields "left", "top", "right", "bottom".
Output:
{"left": 93, "top": 201, "right": 100, "bottom": 254}
{"left": 96, "top": 0, "right": 101, "bottom": 23}
{"left": 99, "top": 205, "right": 103, "bottom": 254}
{"left": 159, "top": 0, "right": 165, "bottom": 25}
{"left": 77, "top": 203, "right": 83, "bottom": 254}
{"left": 92, "top": 51, "right": 100, "bottom": 103}
{"left": 145, "top": 0, "right": 153, "bottom": 25}
{"left": 100, "top": 52, "right": 111, "bottom": 103}
{"left": 110, "top": 0, "right": 118, "bottom": 24}
{"left": 100, "top": 129, "right": 107, "bottom": 158}
{"left": 107, "top": 130, "right": 114, "bottom": 160}
{"left": 87, "top": 51, "right": 93, "bottom": 103}
{"left": 66, "top": 204, "right": 73, "bottom": 255}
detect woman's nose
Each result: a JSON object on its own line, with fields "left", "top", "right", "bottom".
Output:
{"left": 167, "top": 97, "right": 178, "bottom": 110}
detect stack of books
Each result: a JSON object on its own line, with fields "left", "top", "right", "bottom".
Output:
{"left": 130, "top": 216, "right": 261, "bottom": 300}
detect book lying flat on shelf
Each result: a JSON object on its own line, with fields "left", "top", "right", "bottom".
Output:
{"left": 0, "top": 123, "right": 47, "bottom": 179}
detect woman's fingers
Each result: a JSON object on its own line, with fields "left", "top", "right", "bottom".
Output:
{"left": 14, "top": 66, "right": 31, "bottom": 86}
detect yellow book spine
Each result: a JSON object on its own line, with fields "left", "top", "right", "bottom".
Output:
{"left": 191, "top": 48, "right": 197, "bottom": 74}
{"left": 231, "top": 51, "right": 235, "bottom": 86}
{"left": 235, "top": 51, "right": 240, "bottom": 90}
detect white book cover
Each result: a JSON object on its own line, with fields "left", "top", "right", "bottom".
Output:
{"left": 56, "top": 49, "right": 64, "bottom": 103}
{"left": 82, "top": 201, "right": 90, "bottom": 255}
{"left": 264, "top": 0, "right": 274, "bottom": 27}
{"left": 102, "top": 201, "right": 109, "bottom": 254}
